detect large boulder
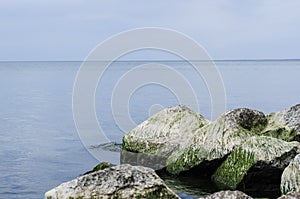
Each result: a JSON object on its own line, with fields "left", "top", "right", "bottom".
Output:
{"left": 197, "top": 190, "right": 253, "bottom": 199}
{"left": 166, "top": 108, "right": 268, "bottom": 174}
{"left": 212, "top": 136, "right": 300, "bottom": 193}
{"left": 263, "top": 104, "right": 300, "bottom": 141}
{"left": 122, "top": 105, "right": 208, "bottom": 169}
{"left": 45, "top": 164, "right": 179, "bottom": 199}
{"left": 280, "top": 154, "right": 300, "bottom": 195}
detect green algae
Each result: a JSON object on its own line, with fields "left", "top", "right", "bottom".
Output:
{"left": 212, "top": 148, "right": 256, "bottom": 189}
{"left": 84, "top": 162, "right": 115, "bottom": 175}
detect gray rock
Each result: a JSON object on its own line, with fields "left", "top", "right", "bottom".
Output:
{"left": 166, "top": 108, "right": 267, "bottom": 174}
{"left": 281, "top": 154, "right": 300, "bottom": 195}
{"left": 197, "top": 190, "right": 253, "bottom": 199}
{"left": 278, "top": 192, "right": 300, "bottom": 199}
{"left": 122, "top": 105, "right": 208, "bottom": 169}
{"left": 212, "top": 136, "right": 300, "bottom": 190}
{"left": 263, "top": 104, "right": 300, "bottom": 141}
{"left": 45, "top": 164, "right": 179, "bottom": 199}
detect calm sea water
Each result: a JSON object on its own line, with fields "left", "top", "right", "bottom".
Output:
{"left": 1, "top": 60, "right": 300, "bottom": 199}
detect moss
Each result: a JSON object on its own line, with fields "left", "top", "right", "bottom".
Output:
{"left": 212, "top": 148, "right": 256, "bottom": 189}
{"left": 166, "top": 147, "right": 205, "bottom": 175}
{"left": 123, "top": 136, "right": 164, "bottom": 155}
{"left": 262, "top": 128, "right": 297, "bottom": 142}
{"left": 84, "top": 162, "right": 114, "bottom": 175}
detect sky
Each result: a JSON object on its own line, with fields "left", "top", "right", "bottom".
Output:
{"left": 0, "top": 0, "right": 300, "bottom": 61}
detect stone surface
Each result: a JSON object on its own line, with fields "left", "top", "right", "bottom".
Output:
{"left": 263, "top": 104, "right": 300, "bottom": 141}
{"left": 166, "top": 108, "right": 268, "bottom": 174}
{"left": 122, "top": 105, "right": 208, "bottom": 169}
{"left": 281, "top": 154, "right": 300, "bottom": 195}
{"left": 197, "top": 190, "right": 253, "bottom": 199}
{"left": 212, "top": 136, "right": 300, "bottom": 190}
{"left": 278, "top": 192, "right": 300, "bottom": 199}
{"left": 45, "top": 164, "right": 179, "bottom": 199}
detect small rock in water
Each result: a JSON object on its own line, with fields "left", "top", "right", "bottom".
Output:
{"left": 90, "top": 142, "right": 122, "bottom": 152}
{"left": 45, "top": 164, "right": 179, "bottom": 199}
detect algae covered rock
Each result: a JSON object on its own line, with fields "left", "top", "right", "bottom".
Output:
{"left": 83, "top": 162, "right": 115, "bottom": 175}
{"left": 280, "top": 154, "right": 300, "bottom": 195}
{"left": 122, "top": 105, "right": 208, "bottom": 169}
{"left": 263, "top": 104, "right": 300, "bottom": 141}
{"left": 45, "top": 164, "right": 179, "bottom": 199}
{"left": 212, "top": 136, "right": 300, "bottom": 190}
{"left": 197, "top": 190, "right": 253, "bottom": 199}
{"left": 166, "top": 108, "right": 267, "bottom": 174}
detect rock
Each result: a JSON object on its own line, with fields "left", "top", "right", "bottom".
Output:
{"left": 278, "top": 192, "right": 300, "bottom": 199}
{"left": 263, "top": 104, "right": 300, "bottom": 141}
{"left": 280, "top": 154, "right": 300, "bottom": 195}
{"left": 45, "top": 164, "right": 179, "bottom": 199}
{"left": 83, "top": 162, "right": 115, "bottom": 175}
{"left": 197, "top": 190, "right": 253, "bottom": 199}
{"left": 212, "top": 136, "right": 300, "bottom": 191}
{"left": 122, "top": 105, "right": 208, "bottom": 169}
{"left": 166, "top": 108, "right": 267, "bottom": 175}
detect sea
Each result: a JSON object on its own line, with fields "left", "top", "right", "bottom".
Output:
{"left": 1, "top": 60, "right": 300, "bottom": 199}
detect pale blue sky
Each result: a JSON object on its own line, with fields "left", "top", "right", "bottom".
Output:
{"left": 1, "top": 0, "right": 300, "bottom": 61}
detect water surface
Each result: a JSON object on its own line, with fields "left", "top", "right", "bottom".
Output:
{"left": 0, "top": 60, "right": 300, "bottom": 198}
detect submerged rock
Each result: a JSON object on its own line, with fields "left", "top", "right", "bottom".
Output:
{"left": 122, "top": 105, "right": 208, "bottom": 169}
{"left": 280, "top": 154, "right": 300, "bottom": 195}
{"left": 212, "top": 136, "right": 300, "bottom": 191}
{"left": 45, "top": 164, "right": 179, "bottom": 199}
{"left": 166, "top": 108, "right": 267, "bottom": 174}
{"left": 198, "top": 190, "right": 253, "bottom": 199}
{"left": 263, "top": 104, "right": 300, "bottom": 141}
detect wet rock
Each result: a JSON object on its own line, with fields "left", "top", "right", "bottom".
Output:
{"left": 263, "top": 104, "right": 300, "bottom": 141}
{"left": 197, "top": 190, "right": 253, "bottom": 199}
{"left": 166, "top": 108, "right": 267, "bottom": 175}
{"left": 45, "top": 164, "right": 179, "bottom": 199}
{"left": 280, "top": 154, "right": 300, "bottom": 195}
{"left": 122, "top": 105, "right": 208, "bottom": 169}
{"left": 278, "top": 192, "right": 300, "bottom": 199}
{"left": 212, "top": 136, "right": 300, "bottom": 191}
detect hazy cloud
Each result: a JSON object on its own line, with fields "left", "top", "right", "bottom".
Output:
{"left": 0, "top": 0, "right": 300, "bottom": 60}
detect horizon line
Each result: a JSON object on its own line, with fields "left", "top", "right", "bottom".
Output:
{"left": 1, "top": 58, "right": 300, "bottom": 62}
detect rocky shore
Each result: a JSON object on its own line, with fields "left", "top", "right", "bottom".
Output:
{"left": 46, "top": 104, "right": 300, "bottom": 199}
